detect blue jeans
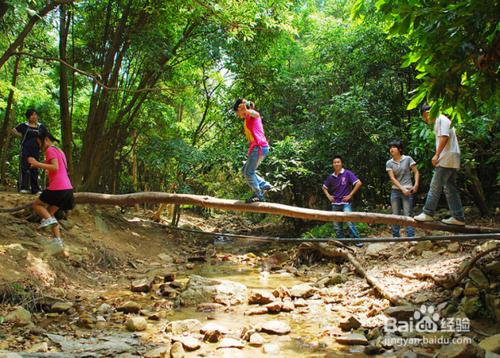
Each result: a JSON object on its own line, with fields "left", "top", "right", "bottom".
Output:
{"left": 332, "top": 203, "right": 360, "bottom": 239}
{"left": 242, "top": 146, "right": 270, "bottom": 199}
{"left": 423, "top": 167, "right": 464, "bottom": 221}
{"left": 390, "top": 189, "right": 414, "bottom": 237}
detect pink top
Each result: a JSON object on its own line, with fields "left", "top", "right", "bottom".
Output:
{"left": 244, "top": 113, "right": 268, "bottom": 155}
{"left": 45, "top": 146, "right": 73, "bottom": 190}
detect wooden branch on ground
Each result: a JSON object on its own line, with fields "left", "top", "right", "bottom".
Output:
{"left": 72, "top": 192, "right": 499, "bottom": 234}
{"left": 444, "top": 244, "right": 500, "bottom": 289}
{"left": 299, "top": 243, "right": 409, "bottom": 306}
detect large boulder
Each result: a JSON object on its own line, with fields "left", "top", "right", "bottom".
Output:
{"left": 177, "top": 275, "right": 247, "bottom": 306}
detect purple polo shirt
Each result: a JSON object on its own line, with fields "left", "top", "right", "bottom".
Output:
{"left": 323, "top": 169, "right": 360, "bottom": 205}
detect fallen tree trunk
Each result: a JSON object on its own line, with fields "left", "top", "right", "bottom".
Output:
{"left": 73, "top": 192, "right": 498, "bottom": 234}
{"left": 299, "top": 243, "right": 409, "bottom": 305}
{"left": 1, "top": 191, "right": 498, "bottom": 234}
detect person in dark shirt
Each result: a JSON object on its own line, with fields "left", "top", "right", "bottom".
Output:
{"left": 11, "top": 109, "right": 46, "bottom": 194}
{"left": 322, "top": 155, "right": 363, "bottom": 247}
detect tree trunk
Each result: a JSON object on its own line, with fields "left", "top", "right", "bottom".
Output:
{"left": 72, "top": 192, "right": 499, "bottom": 234}
{"left": 0, "top": 0, "right": 9, "bottom": 20}
{"left": 59, "top": 4, "right": 73, "bottom": 177}
{"left": 0, "top": 53, "right": 22, "bottom": 183}
{"left": 463, "top": 165, "right": 490, "bottom": 216}
{"left": 0, "top": 0, "right": 74, "bottom": 69}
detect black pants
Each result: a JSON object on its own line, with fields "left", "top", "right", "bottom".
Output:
{"left": 19, "top": 154, "right": 40, "bottom": 194}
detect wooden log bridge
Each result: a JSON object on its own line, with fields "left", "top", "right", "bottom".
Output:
{"left": 74, "top": 192, "right": 498, "bottom": 234}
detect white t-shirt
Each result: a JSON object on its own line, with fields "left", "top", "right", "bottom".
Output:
{"left": 434, "top": 114, "right": 460, "bottom": 169}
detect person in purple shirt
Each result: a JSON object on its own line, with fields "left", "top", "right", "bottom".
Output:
{"left": 322, "top": 155, "right": 363, "bottom": 247}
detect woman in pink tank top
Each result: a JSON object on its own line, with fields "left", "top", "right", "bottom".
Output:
{"left": 234, "top": 98, "right": 272, "bottom": 203}
{"left": 27, "top": 128, "right": 74, "bottom": 253}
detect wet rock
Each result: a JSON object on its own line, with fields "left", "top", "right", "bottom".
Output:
{"left": 244, "top": 307, "right": 268, "bottom": 316}
{"left": 463, "top": 297, "right": 482, "bottom": 318}
{"left": 97, "top": 303, "right": 113, "bottom": 314}
{"left": 485, "top": 294, "right": 500, "bottom": 322}
{"left": 437, "top": 342, "right": 484, "bottom": 358}
{"left": 448, "top": 242, "right": 460, "bottom": 253}
{"left": 265, "top": 300, "right": 283, "bottom": 313}
{"left": 452, "top": 287, "right": 463, "bottom": 298}
{"left": 294, "top": 298, "right": 308, "bottom": 307}
{"left": 248, "top": 290, "right": 275, "bottom": 305}
{"left": 338, "top": 316, "right": 361, "bottom": 331}
{"left": 335, "top": 333, "right": 368, "bottom": 345}
{"left": 144, "top": 343, "right": 171, "bottom": 358}
{"left": 479, "top": 334, "right": 500, "bottom": 354}
{"left": 464, "top": 287, "right": 480, "bottom": 297}
{"left": 366, "top": 327, "right": 381, "bottom": 340}
{"left": 290, "top": 283, "right": 318, "bottom": 298}
{"left": 365, "top": 243, "right": 390, "bottom": 257}
{"left": 27, "top": 342, "right": 48, "bottom": 353}
{"left": 262, "top": 343, "right": 280, "bottom": 354}
{"left": 170, "top": 341, "right": 185, "bottom": 358}
{"left": 281, "top": 300, "right": 295, "bottom": 312}
{"left": 272, "top": 286, "right": 291, "bottom": 299}
{"left": 364, "top": 344, "right": 383, "bottom": 355}
{"left": 414, "top": 293, "right": 430, "bottom": 304}
{"left": 384, "top": 305, "right": 415, "bottom": 321}
{"left": 126, "top": 316, "right": 147, "bottom": 331}
{"left": 201, "top": 323, "right": 228, "bottom": 343}
{"left": 261, "top": 320, "right": 291, "bottom": 335}
{"left": 78, "top": 314, "right": 94, "bottom": 328}
{"left": 172, "top": 336, "right": 201, "bottom": 351}
{"left": 5, "top": 307, "right": 31, "bottom": 326}
{"left": 164, "top": 272, "right": 176, "bottom": 282}
{"left": 159, "top": 284, "right": 178, "bottom": 298}
{"left": 415, "top": 240, "right": 433, "bottom": 255}
{"left": 240, "top": 325, "right": 257, "bottom": 341}
{"left": 46, "top": 333, "right": 136, "bottom": 355}
{"left": 249, "top": 333, "right": 265, "bottom": 347}
{"left": 422, "top": 250, "right": 437, "bottom": 259}
{"left": 217, "top": 338, "right": 245, "bottom": 349}
{"left": 50, "top": 302, "right": 73, "bottom": 313}
{"left": 196, "top": 303, "right": 226, "bottom": 312}
{"left": 468, "top": 268, "right": 489, "bottom": 289}
{"left": 117, "top": 301, "right": 141, "bottom": 314}
{"left": 178, "top": 275, "right": 247, "bottom": 306}
{"left": 131, "top": 278, "right": 152, "bottom": 293}
{"left": 485, "top": 261, "right": 500, "bottom": 277}
{"left": 166, "top": 319, "right": 201, "bottom": 335}
{"left": 28, "top": 325, "right": 47, "bottom": 336}
{"left": 185, "top": 263, "right": 195, "bottom": 270}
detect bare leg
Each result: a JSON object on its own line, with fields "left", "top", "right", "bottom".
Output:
{"left": 33, "top": 198, "right": 51, "bottom": 220}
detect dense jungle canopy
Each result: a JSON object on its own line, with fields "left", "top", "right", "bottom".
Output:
{"left": 0, "top": 0, "right": 498, "bottom": 214}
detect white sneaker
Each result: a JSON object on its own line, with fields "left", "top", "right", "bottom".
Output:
{"left": 441, "top": 217, "right": 465, "bottom": 226}
{"left": 53, "top": 237, "right": 65, "bottom": 247}
{"left": 414, "top": 213, "right": 435, "bottom": 222}
{"left": 39, "top": 217, "right": 58, "bottom": 229}
{"left": 19, "top": 190, "right": 30, "bottom": 194}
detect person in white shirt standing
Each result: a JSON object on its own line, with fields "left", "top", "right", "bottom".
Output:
{"left": 414, "top": 104, "right": 465, "bottom": 226}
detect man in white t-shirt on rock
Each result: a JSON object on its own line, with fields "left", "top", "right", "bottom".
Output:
{"left": 414, "top": 104, "right": 465, "bottom": 226}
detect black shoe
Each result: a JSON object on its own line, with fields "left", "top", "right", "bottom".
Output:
{"left": 246, "top": 194, "right": 264, "bottom": 203}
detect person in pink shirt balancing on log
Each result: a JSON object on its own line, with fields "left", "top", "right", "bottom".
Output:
{"left": 234, "top": 98, "right": 272, "bottom": 203}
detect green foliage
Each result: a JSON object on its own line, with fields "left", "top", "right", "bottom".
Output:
{"left": 302, "top": 221, "right": 375, "bottom": 238}
{"left": 355, "top": 0, "right": 500, "bottom": 117}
